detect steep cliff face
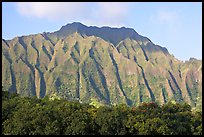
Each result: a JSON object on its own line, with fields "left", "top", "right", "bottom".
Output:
{"left": 2, "top": 22, "right": 202, "bottom": 109}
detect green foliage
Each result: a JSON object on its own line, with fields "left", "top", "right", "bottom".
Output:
{"left": 2, "top": 90, "right": 202, "bottom": 135}
{"left": 89, "top": 98, "right": 105, "bottom": 108}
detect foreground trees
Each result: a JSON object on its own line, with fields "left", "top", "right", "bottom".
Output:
{"left": 2, "top": 90, "right": 202, "bottom": 135}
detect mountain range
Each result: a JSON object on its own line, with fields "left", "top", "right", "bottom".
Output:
{"left": 2, "top": 22, "right": 202, "bottom": 109}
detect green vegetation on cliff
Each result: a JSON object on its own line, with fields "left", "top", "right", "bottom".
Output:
{"left": 2, "top": 22, "right": 202, "bottom": 109}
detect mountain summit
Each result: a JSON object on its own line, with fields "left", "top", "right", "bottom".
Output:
{"left": 52, "top": 22, "right": 147, "bottom": 46}
{"left": 2, "top": 22, "right": 202, "bottom": 109}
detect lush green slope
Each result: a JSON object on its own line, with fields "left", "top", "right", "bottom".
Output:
{"left": 2, "top": 23, "right": 202, "bottom": 110}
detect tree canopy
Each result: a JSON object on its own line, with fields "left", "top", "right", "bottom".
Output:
{"left": 2, "top": 90, "right": 202, "bottom": 135}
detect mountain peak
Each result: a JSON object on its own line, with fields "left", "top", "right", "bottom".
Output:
{"left": 64, "top": 22, "right": 86, "bottom": 29}
{"left": 55, "top": 22, "right": 87, "bottom": 37}
{"left": 53, "top": 22, "right": 142, "bottom": 46}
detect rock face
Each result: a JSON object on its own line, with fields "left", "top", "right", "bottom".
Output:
{"left": 2, "top": 22, "right": 202, "bottom": 109}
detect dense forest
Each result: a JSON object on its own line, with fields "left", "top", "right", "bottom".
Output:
{"left": 2, "top": 90, "right": 202, "bottom": 135}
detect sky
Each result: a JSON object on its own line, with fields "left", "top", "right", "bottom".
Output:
{"left": 2, "top": 2, "right": 202, "bottom": 61}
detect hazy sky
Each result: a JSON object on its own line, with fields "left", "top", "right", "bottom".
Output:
{"left": 2, "top": 2, "right": 202, "bottom": 61}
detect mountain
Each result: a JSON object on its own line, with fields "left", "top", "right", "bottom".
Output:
{"left": 2, "top": 22, "right": 202, "bottom": 109}
{"left": 51, "top": 22, "right": 145, "bottom": 46}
